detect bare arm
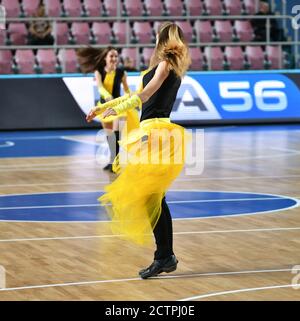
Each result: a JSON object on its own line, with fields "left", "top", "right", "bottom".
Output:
{"left": 94, "top": 70, "right": 102, "bottom": 88}
{"left": 88, "top": 61, "right": 170, "bottom": 121}
{"left": 122, "top": 72, "right": 130, "bottom": 94}
{"left": 137, "top": 61, "right": 169, "bottom": 103}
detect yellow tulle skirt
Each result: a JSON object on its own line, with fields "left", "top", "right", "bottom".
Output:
{"left": 99, "top": 117, "right": 190, "bottom": 245}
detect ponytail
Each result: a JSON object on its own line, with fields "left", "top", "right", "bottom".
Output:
{"left": 77, "top": 46, "right": 117, "bottom": 73}
{"left": 150, "top": 22, "right": 191, "bottom": 78}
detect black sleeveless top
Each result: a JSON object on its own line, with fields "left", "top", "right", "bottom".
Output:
{"left": 99, "top": 67, "right": 124, "bottom": 100}
{"left": 140, "top": 66, "right": 181, "bottom": 121}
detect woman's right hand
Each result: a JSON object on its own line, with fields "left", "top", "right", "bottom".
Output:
{"left": 86, "top": 108, "right": 98, "bottom": 123}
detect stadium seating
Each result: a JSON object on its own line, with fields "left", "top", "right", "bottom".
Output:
{"left": 223, "top": 0, "right": 243, "bottom": 15}
{"left": 204, "top": 47, "right": 224, "bottom": 70}
{"left": 245, "top": 46, "right": 266, "bottom": 69}
{"left": 22, "top": 0, "right": 40, "bottom": 16}
{"left": 124, "top": 0, "right": 144, "bottom": 16}
{"left": 64, "top": 0, "right": 84, "bottom": 17}
{"left": 132, "top": 22, "right": 153, "bottom": 44}
{"left": 185, "top": 0, "right": 203, "bottom": 16}
{"left": 203, "top": 0, "right": 223, "bottom": 16}
{"left": 36, "top": 49, "right": 58, "bottom": 73}
{"left": 0, "top": 30, "right": 6, "bottom": 45}
{"left": 0, "top": 50, "right": 13, "bottom": 74}
{"left": 244, "top": 0, "right": 259, "bottom": 15}
{"left": 112, "top": 21, "right": 128, "bottom": 44}
{"left": 71, "top": 22, "right": 91, "bottom": 45}
{"left": 55, "top": 22, "right": 70, "bottom": 45}
{"left": 121, "top": 48, "right": 138, "bottom": 67}
{"left": 225, "top": 46, "right": 245, "bottom": 70}
{"left": 103, "top": 0, "right": 118, "bottom": 16}
{"left": 83, "top": 0, "right": 102, "bottom": 17}
{"left": 141, "top": 47, "right": 154, "bottom": 67}
{"left": 15, "top": 49, "right": 36, "bottom": 74}
{"left": 44, "top": 0, "right": 62, "bottom": 17}
{"left": 1, "top": 0, "right": 21, "bottom": 18}
{"left": 58, "top": 49, "right": 78, "bottom": 73}
{"left": 8, "top": 23, "right": 27, "bottom": 45}
{"left": 176, "top": 21, "right": 194, "bottom": 43}
{"left": 194, "top": 21, "right": 214, "bottom": 43}
{"left": 144, "top": 0, "right": 164, "bottom": 16}
{"left": 0, "top": 0, "right": 290, "bottom": 73}
{"left": 92, "top": 22, "right": 112, "bottom": 45}
{"left": 190, "top": 47, "right": 205, "bottom": 70}
{"left": 164, "top": 0, "right": 184, "bottom": 16}
{"left": 214, "top": 20, "right": 234, "bottom": 42}
{"left": 266, "top": 45, "right": 283, "bottom": 69}
{"left": 234, "top": 20, "right": 254, "bottom": 42}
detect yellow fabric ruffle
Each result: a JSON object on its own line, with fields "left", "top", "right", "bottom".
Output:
{"left": 99, "top": 118, "right": 190, "bottom": 245}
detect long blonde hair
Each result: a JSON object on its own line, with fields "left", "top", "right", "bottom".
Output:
{"left": 149, "top": 22, "right": 191, "bottom": 78}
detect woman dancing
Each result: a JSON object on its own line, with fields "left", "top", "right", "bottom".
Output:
{"left": 77, "top": 46, "right": 132, "bottom": 172}
{"left": 87, "top": 22, "right": 191, "bottom": 279}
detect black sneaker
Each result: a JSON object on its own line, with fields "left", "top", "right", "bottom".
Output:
{"left": 139, "top": 255, "right": 178, "bottom": 279}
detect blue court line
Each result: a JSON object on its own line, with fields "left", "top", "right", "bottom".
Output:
{"left": 0, "top": 191, "right": 297, "bottom": 222}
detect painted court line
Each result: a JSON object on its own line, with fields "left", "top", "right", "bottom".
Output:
{"left": 0, "top": 142, "right": 15, "bottom": 148}
{"left": 0, "top": 268, "right": 294, "bottom": 293}
{"left": 0, "top": 159, "right": 94, "bottom": 169}
{"left": 61, "top": 136, "right": 100, "bottom": 146}
{"left": 2, "top": 174, "right": 300, "bottom": 187}
{"left": 0, "top": 226, "right": 299, "bottom": 243}
{"left": 0, "top": 151, "right": 299, "bottom": 172}
{"left": 178, "top": 284, "right": 296, "bottom": 301}
{"left": 0, "top": 197, "right": 285, "bottom": 211}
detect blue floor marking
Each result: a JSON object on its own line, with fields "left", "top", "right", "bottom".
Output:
{"left": 0, "top": 191, "right": 297, "bottom": 222}
{"left": 0, "top": 129, "right": 99, "bottom": 158}
{"left": 0, "top": 137, "right": 97, "bottom": 158}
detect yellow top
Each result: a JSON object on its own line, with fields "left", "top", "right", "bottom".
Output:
{"left": 103, "top": 70, "right": 115, "bottom": 95}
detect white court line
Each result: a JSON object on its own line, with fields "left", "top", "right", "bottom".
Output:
{"left": 0, "top": 159, "right": 95, "bottom": 169}
{"left": 0, "top": 189, "right": 297, "bottom": 223}
{"left": 0, "top": 226, "right": 299, "bottom": 243}
{"left": 178, "top": 284, "right": 296, "bottom": 301}
{"left": 0, "top": 136, "right": 81, "bottom": 141}
{"left": 0, "top": 142, "right": 15, "bottom": 148}
{"left": 61, "top": 136, "right": 100, "bottom": 146}
{"left": 0, "top": 150, "right": 299, "bottom": 172}
{"left": 2, "top": 174, "right": 300, "bottom": 187}
{"left": 0, "top": 268, "right": 295, "bottom": 293}
{"left": 0, "top": 166, "right": 99, "bottom": 172}
{"left": 205, "top": 151, "right": 300, "bottom": 162}
{"left": 271, "top": 147, "right": 300, "bottom": 154}
{"left": 177, "top": 174, "right": 300, "bottom": 182}
{"left": 0, "top": 197, "right": 283, "bottom": 211}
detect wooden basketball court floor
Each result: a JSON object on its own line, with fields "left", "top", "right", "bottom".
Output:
{"left": 0, "top": 124, "right": 300, "bottom": 301}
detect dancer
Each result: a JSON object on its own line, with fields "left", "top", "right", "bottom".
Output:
{"left": 86, "top": 22, "right": 191, "bottom": 279}
{"left": 77, "top": 46, "right": 132, "bottom": 172}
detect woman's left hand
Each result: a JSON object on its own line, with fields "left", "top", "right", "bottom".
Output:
{"left": 102, "top": 108, "right": 117, "bottom": 118}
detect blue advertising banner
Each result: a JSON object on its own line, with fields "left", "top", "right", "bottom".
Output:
{"left": 1, "top": 71, "right": 300, "bottom": 130}
{"left": 171, "top": 72, "right": 300, "bottom": 123}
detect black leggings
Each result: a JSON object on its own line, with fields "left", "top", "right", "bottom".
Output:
{"left": 153, "top": 197, "right": 174, "bottom": 260}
